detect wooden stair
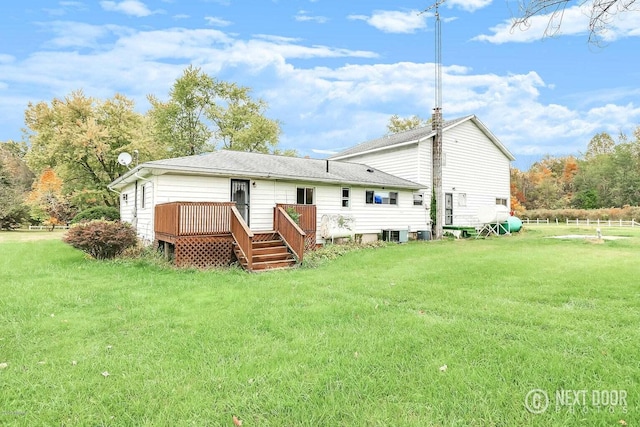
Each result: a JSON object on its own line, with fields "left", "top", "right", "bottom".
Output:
{"left": 233, "top": 232, "right": 297, "bottom": 271}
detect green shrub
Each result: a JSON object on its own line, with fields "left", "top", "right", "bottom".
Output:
{"left": 71, "top": 206, "right": 120, "bottom": 224}
{"left": 63, "top": 220, "right": 138, "bottom": 259}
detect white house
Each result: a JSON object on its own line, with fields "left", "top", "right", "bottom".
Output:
{"left": 108, "top": 150, "right": 430, "bottom": 270}
{"left": 329, "top": 115, "right": 515, "bottom": 227}
{"left": 107, "top": 116, "right": 513, "bottom": 269}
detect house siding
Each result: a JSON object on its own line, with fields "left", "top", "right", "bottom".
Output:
{"left": 135, "top": 179, "right": 155, "bottom": 243}
{"left": 117, "top": 173, "right": 430, "bottom": 244}
{"left": 441, "top": 120, "right": 511, "bottom": 225}
{"left": 339, "top": 144, "right": 425, "bottom": 186}
{"left": 331, "top": 119, "right": 511, "bottom": 227}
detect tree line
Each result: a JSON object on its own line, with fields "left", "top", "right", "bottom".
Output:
{"left": 511, "top": 127, "right": 640, "bottom": 213}
{"left": 0, "top": 66, "right": 287, "bottom": 229}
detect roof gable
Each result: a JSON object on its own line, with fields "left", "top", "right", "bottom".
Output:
{"left": 329, "top": 115, "right": 515, "bottom": 161}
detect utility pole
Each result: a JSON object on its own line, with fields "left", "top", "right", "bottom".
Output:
{"left": 422, "top": 0, "right": 445, "bottom": 240}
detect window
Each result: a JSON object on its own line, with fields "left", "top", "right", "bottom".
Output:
{"left": 341, "top": 187, "right": 350, "bottom": 208}
{"left": 458, "top": 193, "right": 467, "bottom": 207}
{"left": 122, "top": 193, "right": 128, "bottom": 205}
{"left": 496, "top": 198, "right": 508, "bottom": 206}
{"left": 297, "top": 187, "right": 314, "bottom": 204}
{"left": 413, "top": 193, "right": 423, "bottom": 206}
{"left": 366, "top": 190, "right": 398, "bottom": 205}
{"left": 141, "top": 185, "right": 147, "bottom": 209}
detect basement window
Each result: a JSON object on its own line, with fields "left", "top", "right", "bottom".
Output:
{"left": 297, "top": 187, "right": 314, "bottom": 205}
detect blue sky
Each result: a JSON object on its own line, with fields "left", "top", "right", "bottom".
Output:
{"left": 1, "top": 1, "right": 639, "bottom": 169}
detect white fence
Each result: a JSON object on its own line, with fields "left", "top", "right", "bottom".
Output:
{"left": 28, "top": 225, "right": 70, "bottom": 230}
{"left": 523, "top": 218, "right": 640, "bottom": 227}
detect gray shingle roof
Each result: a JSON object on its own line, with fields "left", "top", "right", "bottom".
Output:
{"left": 329, "top": 115, "right": 514, "bottom": 161}
{"left": 329, "top": 116, "right": 469, "bottom": 159}
{"left": 109, "top": 150, "right": 423, "bottom": 189}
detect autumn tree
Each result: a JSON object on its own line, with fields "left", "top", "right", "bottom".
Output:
{"left": 26, "top": 168, "right": 76, "bottom": 229}
{"left": 514, "top": 126, "right": 640, "bottom": 210}
{"left": 148, "top": 65, "right": 282, "bottom": 156}
{"left": 512, "top": 0, "right": 638, "bottom": 44}
{"left": 386, "top": 114, "right": 430, "bottom": 134}
{"left": 24, "top": 91, "right": 157, "bottom": 207}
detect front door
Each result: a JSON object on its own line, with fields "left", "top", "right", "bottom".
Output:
{"left": 445, "top": 192, "right": 453, "bottom": 225}
{"left": 231, "top": 179, "right": 250, "bottom": 226}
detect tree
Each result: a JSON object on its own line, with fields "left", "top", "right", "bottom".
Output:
{"left": 0, "top": 141, "right": 33, "bottom": 229}
{"left": 386, "top": 114, "right": 430, "bottom": 134}
{"left": 0, "top": 140, "right": 34, "bottom": 192}
{"left": 26, "top": 168, "right": 76, "bottom": 229}
{"left": 512, "top": 0, "right": 638, "bottom": 44}
{"left": 148, "top": 65, "right": 282, "bottom": 156}
{"left": 24, "top": 91, "right": 155, "bottom": 207}
{"left": 211, "top": 84, "right": 281, "bottom": 153}
{"left": 585, "top": 132, "right": 616, "bottom": 158}
{"left": 0, "top": 157, "right": 30, "bottom": 229}
{"left": 147, "top": 66, "right": 215, "bottom": 156}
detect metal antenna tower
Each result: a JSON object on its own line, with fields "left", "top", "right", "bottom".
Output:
{"left": 422, "top": 0, "right": 445, "bottom": 240}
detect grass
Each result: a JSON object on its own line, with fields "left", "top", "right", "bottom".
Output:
{"left": 0, "top": 226, "right": 638, "bottom": 426}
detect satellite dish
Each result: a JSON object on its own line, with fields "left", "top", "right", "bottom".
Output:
{"left": 117, "top": 152, "right": 132, "bottom": 166}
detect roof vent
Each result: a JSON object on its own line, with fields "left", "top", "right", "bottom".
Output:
{"left": 366, "top": 168, "right": 374, "bottom": 173}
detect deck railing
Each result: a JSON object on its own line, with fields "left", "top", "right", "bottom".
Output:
{"left": 274, "top": 206, "right": 306, "bottom": 262}
{"left": 230, "top": 206, "right": 253, "bottom": 270}
{"left": 155, "top": 202, "right": 235, "bottom": 237}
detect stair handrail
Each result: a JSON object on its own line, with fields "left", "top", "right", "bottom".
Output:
{"left": 231, "top": 206, "right": 254, "bottom": 270}
{"left": 274, "top": 206, "right": 306, "bottom": 262}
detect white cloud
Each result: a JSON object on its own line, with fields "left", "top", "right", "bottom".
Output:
{"left": 41, "top": 21, "right": 130, "bottom": 49}
{"left": 100, "top": 0, "right": 156, "bottom": 17}
{"left": 446, "top": 0, "right": 493, "bottom": 13}
{"left": 348, "top": 10, "right": 427, "bottom": 34}
{"left": 295, "top": 11, "right": 328, "bottom": 24}
{"left": 0, "top": 22, "right": 637, "bottom": 158}
{"left": 205, "top": 16, "right": 232, "bottom": 27}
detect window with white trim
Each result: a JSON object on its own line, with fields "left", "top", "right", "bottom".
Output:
{"left": 496, "top": 198, "right": 508, "bottom": 206}
{"left": 366, "top": 190, "right": 398, "bottom": 205}
{"left": 297, "top": 187, "right": 314, "bottom": 204}
{"left": 413, "top": 193, "right": 424, "bottom": 206}
{"left": 341, "top": 187, "right": 350, "bottom": 208}
{"left": 458, "top": 193, "right": 467, "bottom": 207}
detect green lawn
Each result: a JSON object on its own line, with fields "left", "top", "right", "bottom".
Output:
{"left": 1, "top": 226, "right": 638, "bottom": 426}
